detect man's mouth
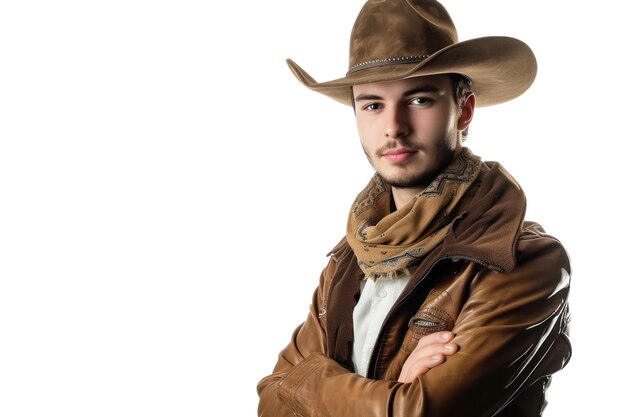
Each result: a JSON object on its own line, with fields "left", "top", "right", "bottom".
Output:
{"left": 381, "top": 148, "right": 415, "bottom": 163}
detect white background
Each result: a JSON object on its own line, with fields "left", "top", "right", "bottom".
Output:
{"left": 0, "top": 0, "right": 622, "bottom": 415}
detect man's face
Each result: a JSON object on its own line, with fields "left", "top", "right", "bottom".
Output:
{"left": 353, "top": 75, "right": 471, "bottom": 189}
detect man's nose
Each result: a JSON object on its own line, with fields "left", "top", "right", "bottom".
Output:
{"left": 385, "top": 107, "right": 410, "bottom": 139}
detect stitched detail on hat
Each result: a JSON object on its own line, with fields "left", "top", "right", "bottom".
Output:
{"left": 347, "top": 54, "right": 430, "bottom": 74}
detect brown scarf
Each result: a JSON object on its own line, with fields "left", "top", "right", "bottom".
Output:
{"left": 346, "top": 147, "right": 484, "bottom": 279}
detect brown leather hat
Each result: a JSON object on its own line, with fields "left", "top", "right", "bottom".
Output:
{"left": 287, "top": 0, "right": 537, "bottom": 107}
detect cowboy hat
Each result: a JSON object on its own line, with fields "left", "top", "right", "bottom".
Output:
{"left": 286, "top": 0, "right": 537, "bottom": 107}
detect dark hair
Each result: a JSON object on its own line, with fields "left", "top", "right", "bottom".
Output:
{"left": 450, "top": 74, "right": 472, "bottom": 140}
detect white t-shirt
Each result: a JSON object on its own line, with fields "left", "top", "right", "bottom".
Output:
{"left": 351, "top": 275, "right": 410, "bottom": 376}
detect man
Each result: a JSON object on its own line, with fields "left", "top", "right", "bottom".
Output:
{"left": 257, "top": 0, "right": 571, "bottom": 416}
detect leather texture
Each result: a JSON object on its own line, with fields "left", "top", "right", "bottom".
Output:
{"left": 257, "top": 161, "right": 571, "bottom": 417}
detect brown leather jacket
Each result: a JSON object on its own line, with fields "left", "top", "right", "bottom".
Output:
{"left": 257, "top": 163, "right": 571, "bottom": 417}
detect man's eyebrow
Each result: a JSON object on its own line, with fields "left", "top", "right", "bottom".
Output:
{"left": 402, "top": 85, "right": 441, "bottom": 96}
{"left": 354, "top": 93, "right": 383, "bottom": 102}
{"left": 354, "top": 85, "right": 442, "bottom": 101}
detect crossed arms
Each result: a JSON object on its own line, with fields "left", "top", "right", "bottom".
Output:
{"left": 257, "top": 235, "right": 571, "bottom": 417}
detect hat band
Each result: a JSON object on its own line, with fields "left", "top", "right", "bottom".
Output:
{"left": 346, "top": 54, "right": 430, "bottom": 75}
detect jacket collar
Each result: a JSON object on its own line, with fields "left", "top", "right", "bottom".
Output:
{"left": 439, "top": 161, "right": 526, "bottom": 273}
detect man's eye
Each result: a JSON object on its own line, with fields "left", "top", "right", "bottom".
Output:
{"left": 410, "top": 97, "right": 432, "bottom": 105}
{"left": 364, "top": 103, "right": 382, "bottom": 111}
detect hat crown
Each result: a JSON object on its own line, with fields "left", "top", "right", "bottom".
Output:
{"left": 348, "top": 0, "right": 458, "bottom": 74}
{"left": 286, "top": 0, "right": 536, "bottom": 107}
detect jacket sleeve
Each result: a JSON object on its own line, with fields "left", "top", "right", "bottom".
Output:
{"left": 259, "top": 230, "right": 571, "bottom": 417}
{"left": 256, "top": 259, "right": 335, "bottom": 417}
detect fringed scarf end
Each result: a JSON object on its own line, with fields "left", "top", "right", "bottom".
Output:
{"left": 364, "top": 267, "right": 411, "bottom": 281}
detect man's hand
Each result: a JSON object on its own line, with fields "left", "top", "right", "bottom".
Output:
{"left": 397, "top": 331, "right": 458, "bottom": 383}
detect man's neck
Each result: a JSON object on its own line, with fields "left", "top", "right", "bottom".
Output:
{"left": 391, "top": 186, "right": 425, "bottom": 210}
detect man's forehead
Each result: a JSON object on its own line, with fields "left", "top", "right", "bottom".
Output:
{"left": 352, "top": 74, "right": 452, "bottom": 97}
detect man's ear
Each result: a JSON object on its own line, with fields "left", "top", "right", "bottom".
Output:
{"left": 457, "top": 92, "right": 476, "bottom": 131}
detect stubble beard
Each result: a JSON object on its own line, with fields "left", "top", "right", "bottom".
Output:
{"left": 377, "top": 169, "right": 436, "bottom": 189}
{"left": 363, "top": 140, "right": 458, "bottom": 189}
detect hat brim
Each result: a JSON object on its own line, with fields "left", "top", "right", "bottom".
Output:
{"left": 287, "top": 36, "right": 537, "bottom": 107}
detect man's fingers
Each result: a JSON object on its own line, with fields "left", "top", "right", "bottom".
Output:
{"left": 397, "top": 332, "right": 459, "bottom": 383}
{"left": 410, "top": 332, "right": 458, "bottom": 363}
{"left": 398, "top": 353, "right": 446, "bottom": 383}
{"left": 416, "top": 331, "right": 454, "bottom": 348}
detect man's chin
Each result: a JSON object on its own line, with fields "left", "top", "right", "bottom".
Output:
{"left": 378, "top": 172, "right": 434, "bottom": 189}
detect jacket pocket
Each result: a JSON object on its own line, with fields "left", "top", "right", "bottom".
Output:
{"left": 401, "top": 308, "right": 454, "bottom": 353}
